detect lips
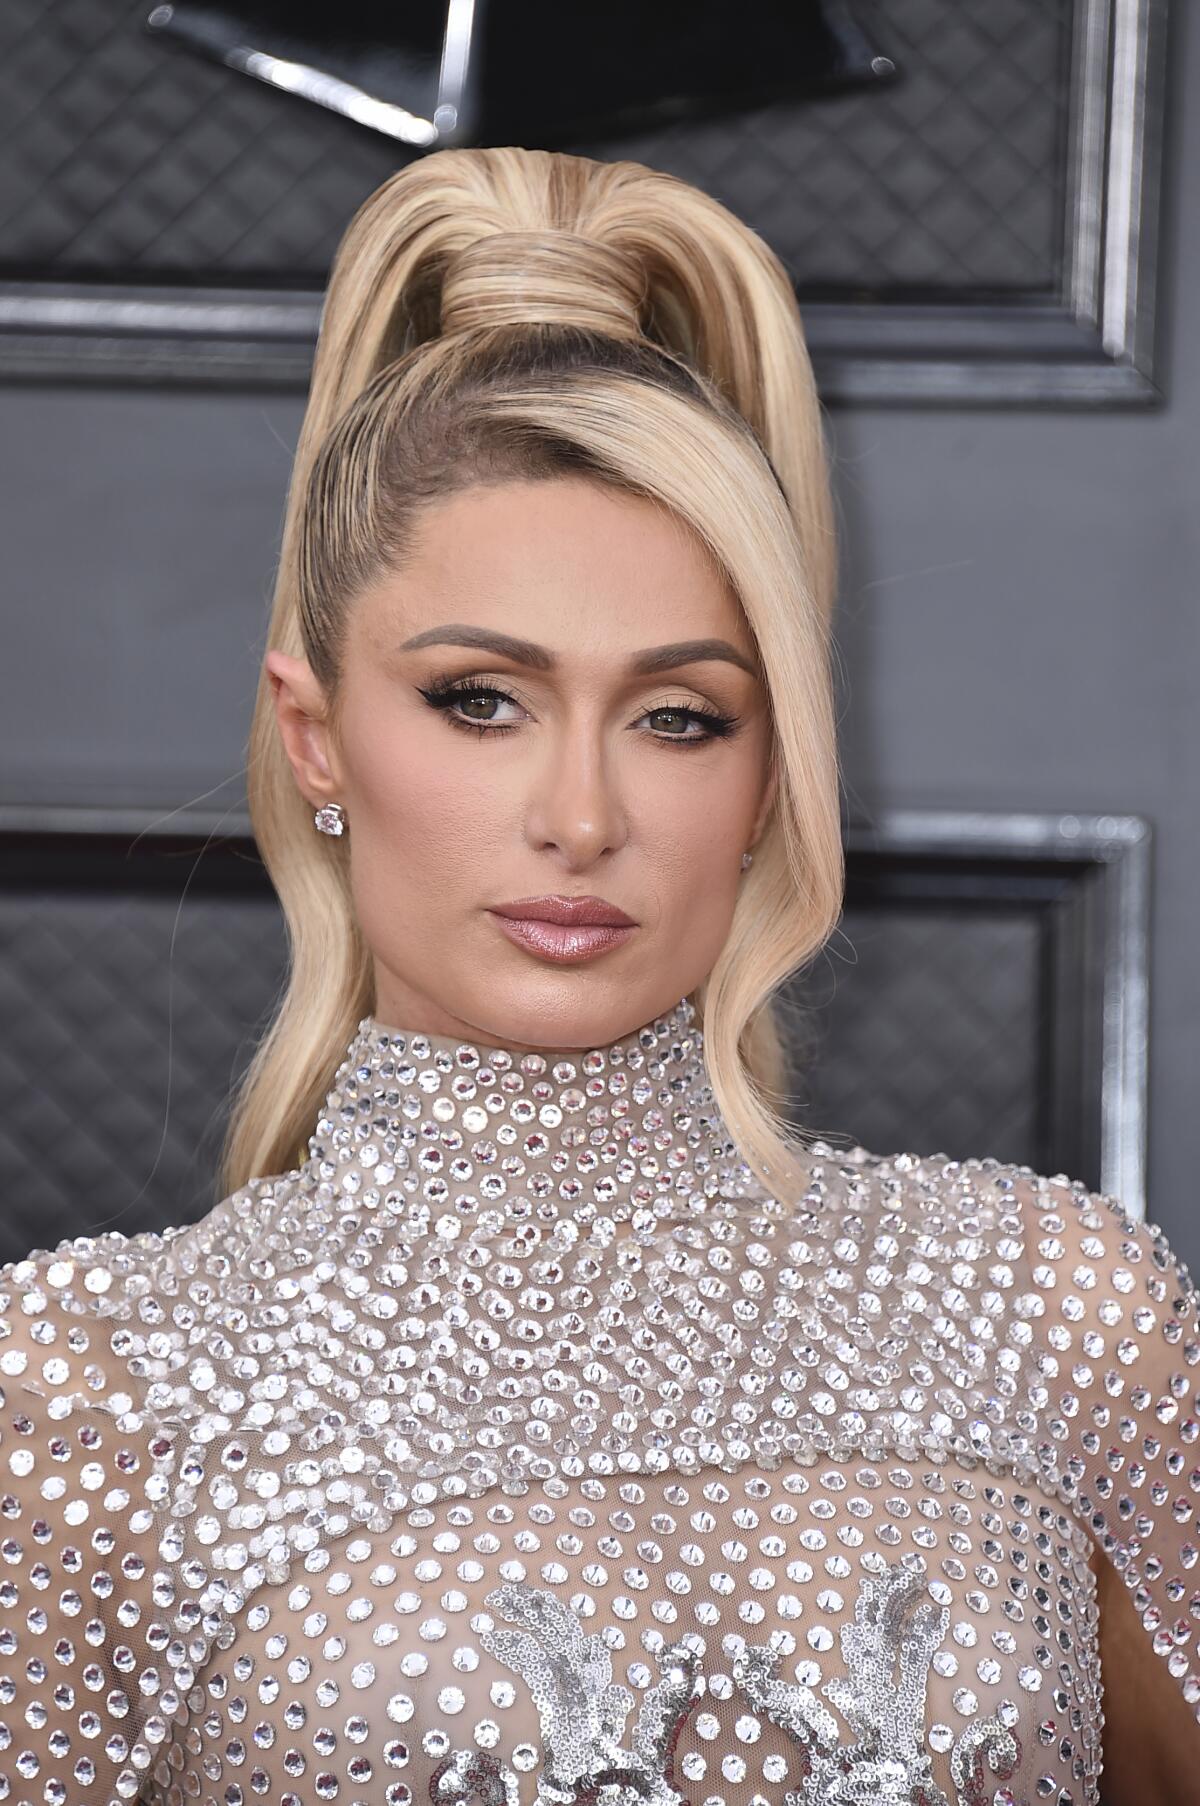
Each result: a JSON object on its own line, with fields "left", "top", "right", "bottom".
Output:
{"left": 489, "top": 895, "right": 636, "bottom": 928}
{"left": 488, "top": 895, "right": 638, "bottom": 966}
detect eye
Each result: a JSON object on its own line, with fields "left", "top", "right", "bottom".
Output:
{"left": 643, "top": 703, "right": 740, "bottom": 744}
{"left": 417, "top": 678, "right": 742, "bottom": 747}
{"left": 417, "top": 680, "right": 525, "bottom": 738}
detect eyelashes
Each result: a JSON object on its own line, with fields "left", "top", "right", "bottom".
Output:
{"left": 416, "top": 678, "right": 743, "bottom": 748}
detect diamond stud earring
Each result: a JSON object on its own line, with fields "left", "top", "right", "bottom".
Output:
{"left": 741, "top": 851, "right": 753, "bottom": 869}
{"left": 314, "top": 802, "right": 347, "bottom": 837}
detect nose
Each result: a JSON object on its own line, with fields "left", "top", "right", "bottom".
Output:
{"left": 523, "top": 719, "right": 628, "bottom": 868}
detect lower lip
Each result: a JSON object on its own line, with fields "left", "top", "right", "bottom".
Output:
{"left": 488, "top": 913, "right": 636, "bottom": 962}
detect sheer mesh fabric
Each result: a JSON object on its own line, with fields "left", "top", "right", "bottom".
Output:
{"left": 0, "top": 997, "right": 1196, "bottom": 1805}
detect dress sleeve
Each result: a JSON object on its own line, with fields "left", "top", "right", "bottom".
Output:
{"left": 1017, "top": 1165, "right": 1200, "bottom": 1730}
{"left": 0, "top": 1248, "right": 166, "bottom": 1806}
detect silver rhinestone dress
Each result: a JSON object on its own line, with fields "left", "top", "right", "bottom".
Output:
{"left": 1, "top": 995, "right": 1197, "bottom": 1806}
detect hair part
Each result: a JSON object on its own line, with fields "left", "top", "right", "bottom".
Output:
{"left": 222, "top": 145, "right": 845, "bottom": 1203}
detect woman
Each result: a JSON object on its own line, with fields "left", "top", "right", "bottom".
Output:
{"left": 0, "top": 148, "right": 1195, "bottom": 1806}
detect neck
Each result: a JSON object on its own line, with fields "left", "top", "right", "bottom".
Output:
{"left": 297, "top": 993, "right": 762, "bottom": 1232}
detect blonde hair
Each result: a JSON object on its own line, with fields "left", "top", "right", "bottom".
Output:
{"left": 221, "top": 145, "right": 845, "bottom": 1201}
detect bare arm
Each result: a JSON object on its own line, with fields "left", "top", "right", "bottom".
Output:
{"left": 1092, "top": 1541, "right": 1200, "bottom": 1804}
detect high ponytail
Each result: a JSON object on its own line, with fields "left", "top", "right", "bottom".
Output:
{"left": 222, "top": 146, "right": 844, "bottom": 1202}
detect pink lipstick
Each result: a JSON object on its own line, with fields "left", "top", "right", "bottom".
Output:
{"left": 488, "top": 895, "right": 637, "bottom": 964}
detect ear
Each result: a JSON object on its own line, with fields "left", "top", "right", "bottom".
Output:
{"left": 264, "top": 649, "right": 341, "bottom": 808}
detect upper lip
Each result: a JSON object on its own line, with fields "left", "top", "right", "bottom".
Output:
{"left": 490, "top": 894, "right": 637, "bottom": 927}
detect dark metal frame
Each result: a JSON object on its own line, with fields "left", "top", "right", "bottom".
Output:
{"left": 811, "top": 0, "right": 1171, "bottom": 404}
{"left": 843, "top": 808, "right": 1151, "bottom": 1212}
{"left": 0, "top": 801, "right": 1152, "bottom": 1214}
{"left": 0, "top": 0, "right": 1170, "bottom": 404}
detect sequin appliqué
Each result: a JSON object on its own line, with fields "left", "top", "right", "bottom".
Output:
{"left": 736, "top": 1564, "right": 1020, "bottom": 1806}
{"left": 450, "top": 1581, "right": 703, "bottom": 1806}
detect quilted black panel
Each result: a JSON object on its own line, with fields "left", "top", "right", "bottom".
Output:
{"left": 782, "top": 906, "right": 1043, "bottom": 1162}
{"left": 0, "top": 832, "right": 286, "bottom": 1262}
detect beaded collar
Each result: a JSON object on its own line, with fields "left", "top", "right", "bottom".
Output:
{"left": 297, "top": 993, "right": 766, "bottom": 1229}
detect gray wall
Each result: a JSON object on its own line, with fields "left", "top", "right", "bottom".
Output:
{"left": 3, "top": 11, "right": 1196, "bottom": 1262}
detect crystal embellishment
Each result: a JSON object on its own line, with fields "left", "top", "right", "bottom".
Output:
{"left": 0, "top": 991, "right": 1195, "bottom": 1805}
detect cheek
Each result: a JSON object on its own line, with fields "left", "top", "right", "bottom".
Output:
{"left": 648, "top": 746, "right": 766, "bottom": 862}
{"left": 625, "top": 753, "right": 765, "bottom": 966}
{"left": 339, "top": 711, "right": 512, "bottom": 891}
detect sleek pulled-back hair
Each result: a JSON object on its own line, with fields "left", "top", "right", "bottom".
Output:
{"left": 221, "top": 145, "right": 844, "bottom": 1202}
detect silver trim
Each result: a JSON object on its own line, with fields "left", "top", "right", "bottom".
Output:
{"left": 436, "top": 0, "right": 481, "bottom": 139}
{"left": 231, "top": 51, "right": 437, "bottom": 146}
{"left": 1066, "top": 0, "right": 1111, "bottom": 329}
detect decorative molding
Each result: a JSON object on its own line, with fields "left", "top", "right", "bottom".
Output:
{"left": 844, "top": 808, "right": 1151, "bottom": 1214}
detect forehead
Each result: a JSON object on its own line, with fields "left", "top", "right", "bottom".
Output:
{"left": 355, "top": 477, "right": 752, "bottom": 655}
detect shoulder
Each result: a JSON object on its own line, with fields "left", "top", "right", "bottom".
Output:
{"left": 836, "top": 1141, "right": 1199, "bottom": 1392}
{"left": 789, "top": 1134, "right": 1076, "bottom": 1239}
{"left": 0, "top": 1168, "right": 298, "bottom": 1390}
{"left": 793, "top": 1139, "right": 1195, "bottom": 1328}
{"left": 804, "top": 1136, "right": 1168, "bottom": 1239}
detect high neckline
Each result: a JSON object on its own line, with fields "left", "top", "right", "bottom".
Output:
{"left": 298, "top": 992, "right": 765, "bottom": 1230}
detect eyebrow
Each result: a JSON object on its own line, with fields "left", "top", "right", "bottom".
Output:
{"left": 397, "top": 624, "right": 761, "bottom": 679}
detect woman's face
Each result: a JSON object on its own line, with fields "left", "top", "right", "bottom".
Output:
{"left": 267, "top": 475, "right": 778, "bottom": 1055}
